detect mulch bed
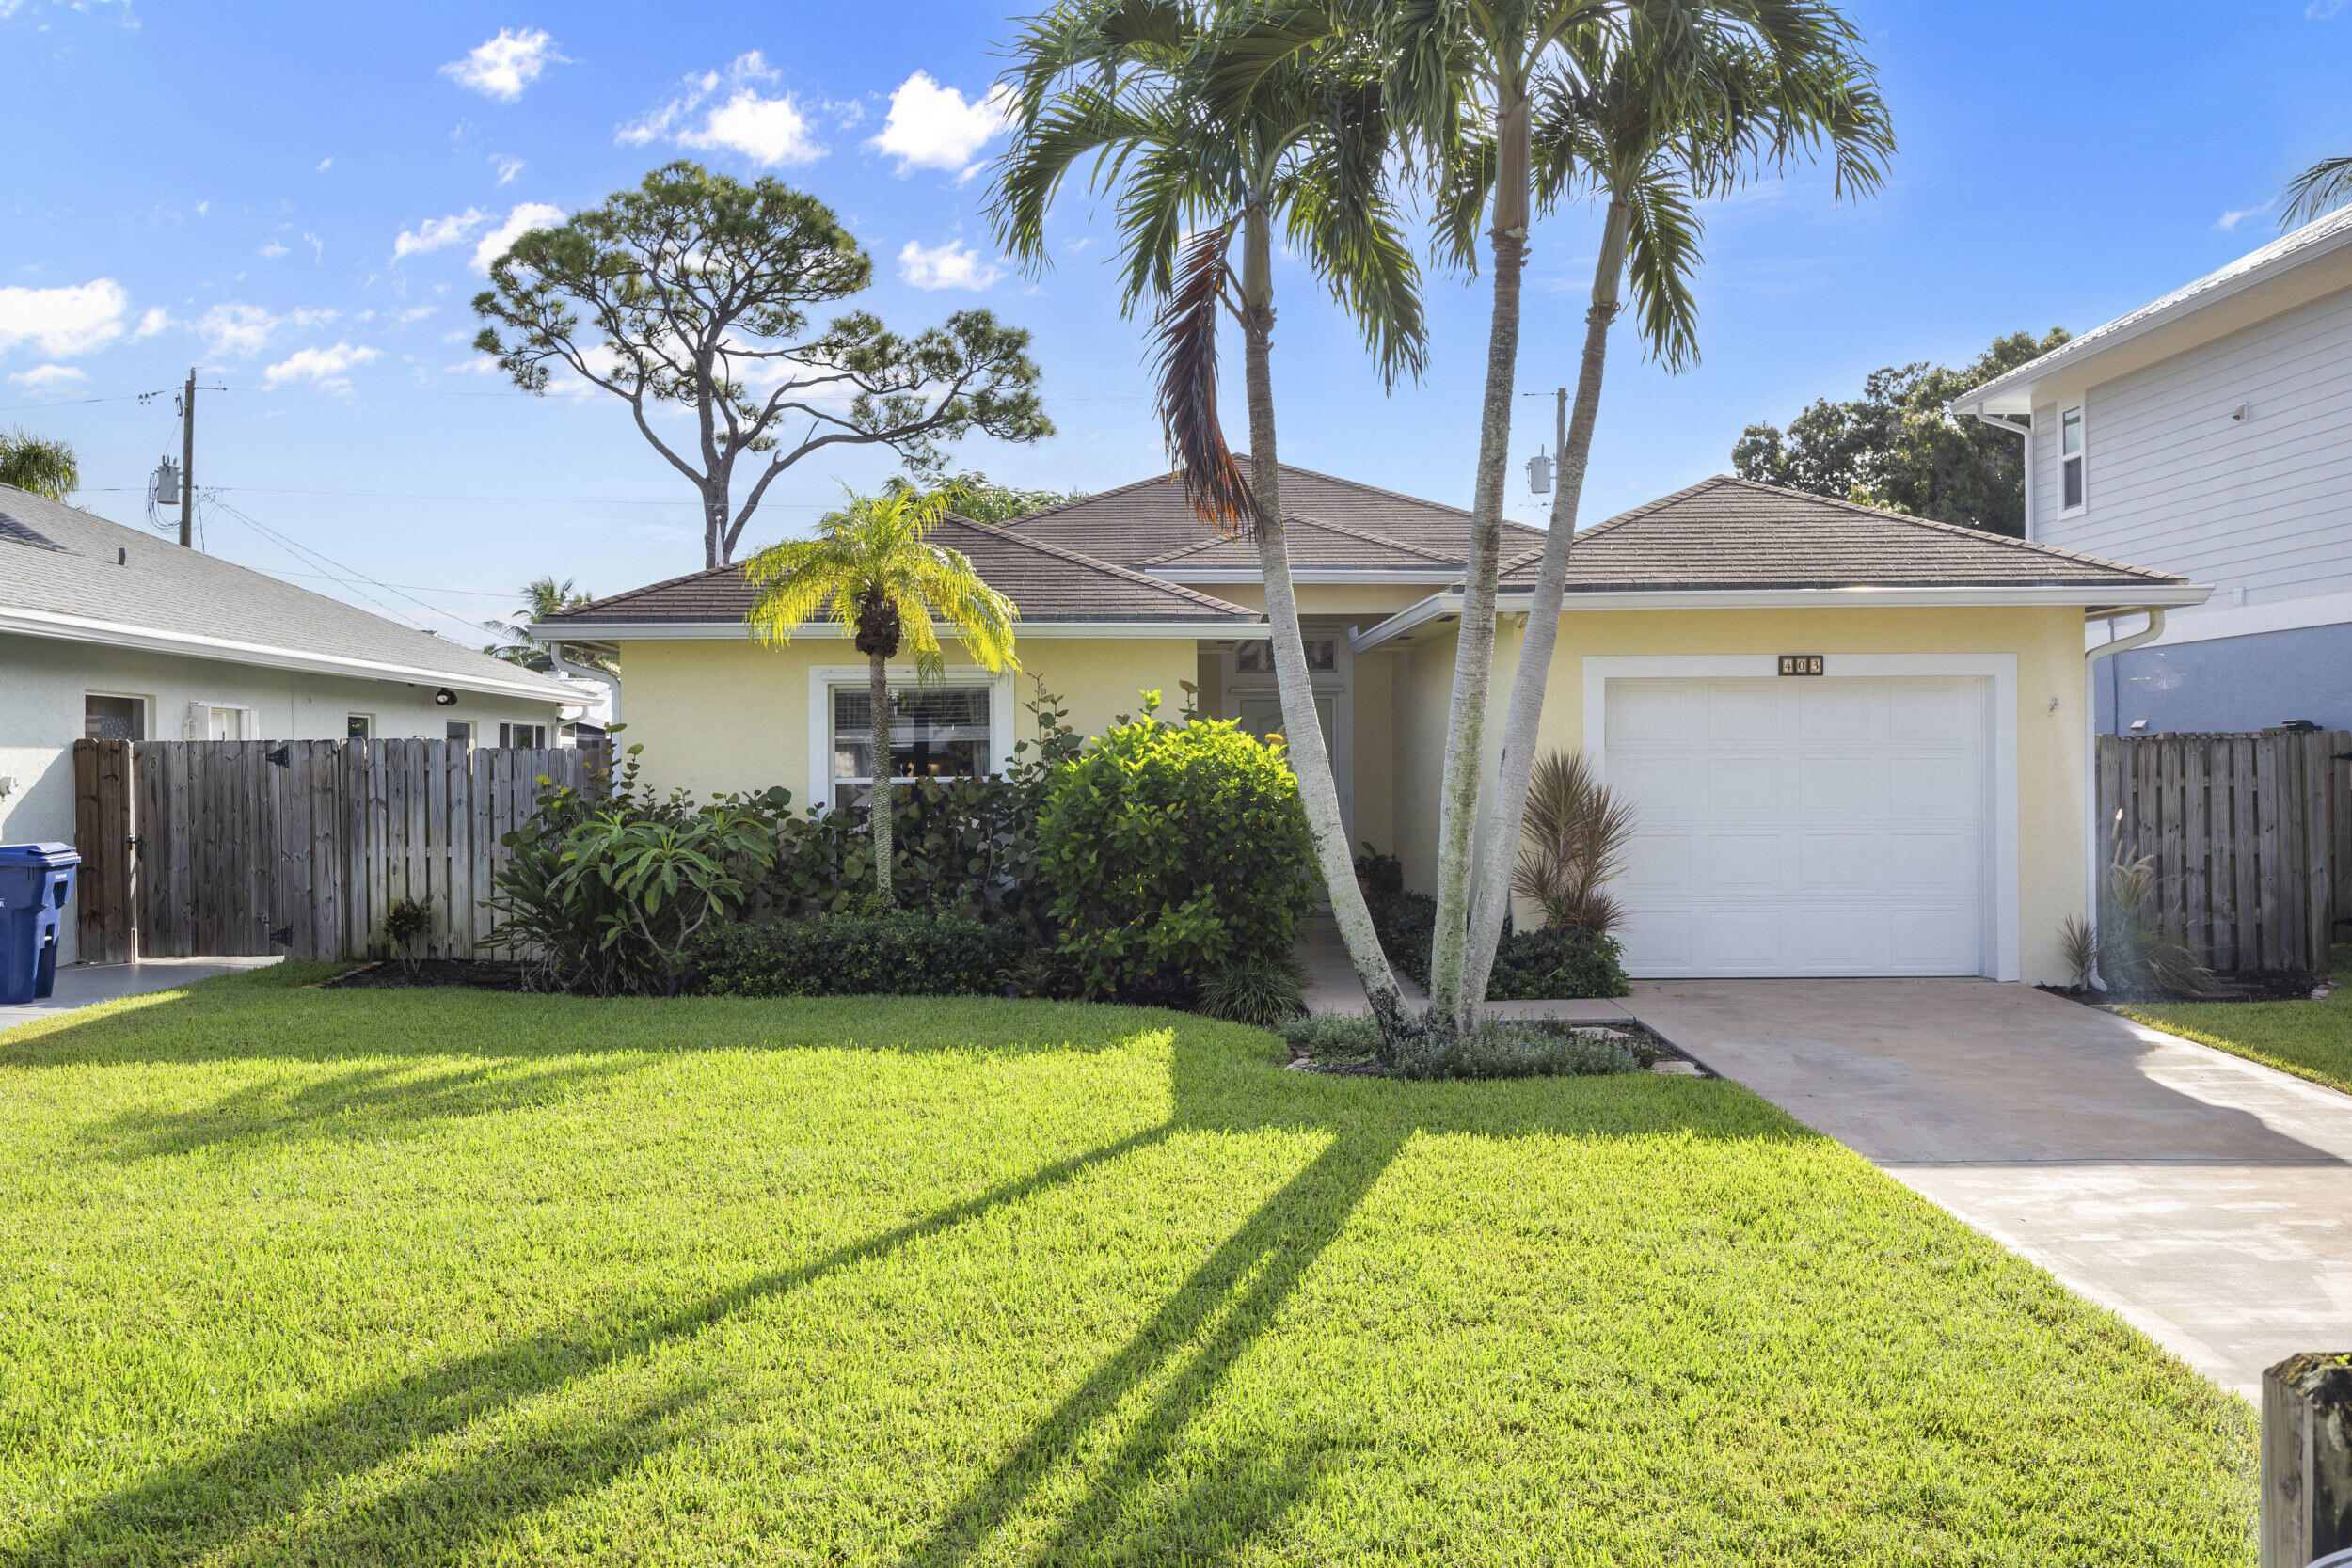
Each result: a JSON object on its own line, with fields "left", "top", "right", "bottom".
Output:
{"left": 324, "top": 959, "right": 531, "bottom": 991}
{"left": 1288, "top": 1018, "right": 1714, "bottom": 1078}
{"left": 2040, "top": 969, "right": 2324, "bottom": 1006}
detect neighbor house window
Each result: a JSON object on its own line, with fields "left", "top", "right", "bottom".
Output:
{"left": 451, "top": 721, "right": 477, "bottom": 746}
{"left": 84, "top": 694, "right": 146, "bottom": 742}
{"left": 1235, "top": 638, "right": 1335, "bottom": 673}
{"left": 2059, "top": 405, "right": 2086, "bottom": 511}
{"left": 831, "top": 684, "right": 993, "bottom": 809}
{"left": 192, "top": 703, "right": 254, "bottom": 740}
{"left": 347, "top": 714, "right": 373, "bottom": 740}
{"left": 496, "top": 722, "right": 547, "bottom": 749}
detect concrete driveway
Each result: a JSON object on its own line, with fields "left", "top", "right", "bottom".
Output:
{"left": 1632, "top": 978, "right": 2352, "bottom": 1401}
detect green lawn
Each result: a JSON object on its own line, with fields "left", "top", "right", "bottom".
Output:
{"left": 2122, "top": 944, "right": 2352, "bottom": 1097}
{"left": 0, "top": 968, "right": 2253, "bottom": 1565}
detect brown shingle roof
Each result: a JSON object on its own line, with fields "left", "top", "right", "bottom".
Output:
{"left": 548, "top": 515, "right": 1260, "bottom": 626}
{"left": 1010, "top": 462, "right": 1543, "bottom": 569}
{"left": 1140, "top": 511, "right": 1467, "bottom": 573}
{"left": 1495, "top": 477, "right": 2190, "bottom": 592}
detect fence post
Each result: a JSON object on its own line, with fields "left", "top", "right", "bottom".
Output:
{"left": 2265, "top": 1352, "right": 2352, "bottom": 1568}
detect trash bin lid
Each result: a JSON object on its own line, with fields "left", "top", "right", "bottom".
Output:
{"left": 0, "top": 842, "right": 80, "bottom": 868}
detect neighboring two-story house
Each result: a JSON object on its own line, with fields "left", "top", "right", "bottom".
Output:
{"left": 1950, "top": 205, "right": 2352, "bottom": 734}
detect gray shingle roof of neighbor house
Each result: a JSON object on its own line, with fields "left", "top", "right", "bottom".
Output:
{"left": 546, "top": 514, "right": 1263, "bottom": 627}
{"left": 0, "top": 483, "right": 576, "bottom": 701}
{"left": 1009, "top": 462, "right": 1547, "bottom": 570}
{"left": 1492, "top": 476, "right": 2196, "bottom": 592}
{"left": 1140, "top": 511, "right": 1470, "bottom": 575}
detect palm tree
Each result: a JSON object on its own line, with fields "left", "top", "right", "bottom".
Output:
{"left": 482, "top": 575, "right": 615, "bottom": 673}
{"left": 0, "top": 428, "right": 78, "bottom": 500}
{"left": 994, "top": 0, "right": 1428, "bottom": 1042}
{"left": 1452, "top": 5, "right": 1893, "bottom": 1019}
{"left": 1275, "top": 0, "right": 1881, "bottom": 1025}
{"left": 740, "top": 489, "right": 1019, "bottom": 904}
{"left": 2283, "top": 156, "right": 2352, "bottom": 228}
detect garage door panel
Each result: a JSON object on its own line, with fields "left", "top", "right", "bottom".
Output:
{"left": 1606, "top": 676, "right": 1989, "bottom": 978}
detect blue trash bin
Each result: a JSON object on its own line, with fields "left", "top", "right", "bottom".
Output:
{"left": 0, "top": 843, "right": 81, "bottom": 1005}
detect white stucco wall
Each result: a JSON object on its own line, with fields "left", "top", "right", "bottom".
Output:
{"left": 0, "top": 630, "right": 570, "bottom": 963}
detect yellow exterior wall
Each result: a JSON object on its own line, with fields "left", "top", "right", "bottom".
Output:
{"left": 1387, "top": 605, "right": 2090, "bottom": 986}
{"left": 617, "top": 635, "right": 1203, "bottom": 805}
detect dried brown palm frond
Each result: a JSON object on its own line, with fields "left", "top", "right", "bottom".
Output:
{"left": 1151, "top": 224, "right": 1253, "bottom": 538}
{"left": 1509, "top": 750, "right": 1636, "bottom": 938}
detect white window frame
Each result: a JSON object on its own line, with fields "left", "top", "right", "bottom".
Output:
{"left": 805, "top": 664, "right": 1017, "bottom": 815}
{"left": 2058, "top": 404, "right": 2087, "bottom": 516}
{"left": 84, "top": 690, "right": 150, "bottom": 743}
{"left": 1223, "top": 628, "right": 1354, "bottom": 842}
{"left": 346, "top": 713, "right": 373, "bottom": 740}
{"left": 186, "top": 701, "right": 258, "bottom": 741}
{"left": 1578, "top": 653, "right": 2020, "bottom": 983}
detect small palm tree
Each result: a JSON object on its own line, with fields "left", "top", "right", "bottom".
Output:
{"left": 740, "top": 490, "right": 1019, "bottom": 903}
{"left": 482, "top": 575, "right": 615, "bottom": 673}
{"left": 0, "top": 428, "right": 78, "bottom": 500}
{"left": 995, "top": 0, "right": 1427, "bottom": 1044}
{"left": 2283, "top": 156, "right": 2352, "bottom": 228}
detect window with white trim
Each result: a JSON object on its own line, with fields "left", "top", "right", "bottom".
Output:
{"left": 189, "top": 702, "right": 255, "bottom": 740}
{"left": 2059, "top": 404, "right": 2086, "bottom": 512}
{"left": 1234, "top": 638, "right": 1335, "bottom": 673}
{"left": 347, "top": 714, "right": 373, "bottom": 740}
{"left": 494, "top": 721, "right": 538, "bottom": 748}
{"left": 85, "top": 693, "right": 147, "bottom": 742}
{"left": 830, "top": 684, "right": 993, "bottom": 809}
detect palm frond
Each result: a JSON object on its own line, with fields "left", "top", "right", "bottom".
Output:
{"left": 2284, "top": 155, "right": 2352, "bottom": 228}
{"left": 1151, "top": 225, "right": 1255, "bottom": 536}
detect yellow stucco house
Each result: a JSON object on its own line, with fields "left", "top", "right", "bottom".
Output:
{"left": 538, "top": 467, "right": 2207, "bottom": 987}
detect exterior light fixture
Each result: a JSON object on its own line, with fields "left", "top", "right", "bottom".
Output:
{"left": 434, "top": 688, "right": 458, "bottom": 707}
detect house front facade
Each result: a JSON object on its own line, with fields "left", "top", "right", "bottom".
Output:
{"left": 544, "top": 467, "right": 2206, "bottom": 988}
{"left": 1949, "top": 205, "right": 2352, "bottom": 733}
{"left": 0, "top": 484, "right": 580, "bottom": 962}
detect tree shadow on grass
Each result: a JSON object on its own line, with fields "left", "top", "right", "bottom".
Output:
{"left": 15, "top": 1012, "right": 1785, "bottom": 1563}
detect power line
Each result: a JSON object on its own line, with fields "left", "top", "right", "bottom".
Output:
{"left": 201, "top": 494, "right": 477, "bottom": 638}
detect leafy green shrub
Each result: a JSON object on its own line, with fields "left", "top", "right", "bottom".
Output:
{"left": 379, "top": 895, "right": 432, "bottom": 971}
{"left": 484, "top": 747, "right": 788, "bottom": 995}
{"left": 1363, "top": 890, "right": 1629, "bottom": 1000}
{"left": 690, "top": 910, "right": 1018, "bottom": 998}
{"left": 1198, "top": 953, "right": 1306, "bottom": 1024}
{"left": 1034, "top": 696, "right": 1315, "bottom": 1000}
{"left": 1276, "top": 1014, "right": 1639, "bottom": 1080}
{"left": 1354, "top": 844, "right": 1405, "bottom": 899}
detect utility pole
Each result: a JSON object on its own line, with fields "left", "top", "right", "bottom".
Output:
{"left": 178, "top": 366, "right": 196, "bottom": 550}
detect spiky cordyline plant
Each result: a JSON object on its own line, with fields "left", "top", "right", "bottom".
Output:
{"left": 993, "top": 0, "right": 1430, "bottom": 1047}
{"left": 739, "top": 488, "right": 1019, "bottom": 904}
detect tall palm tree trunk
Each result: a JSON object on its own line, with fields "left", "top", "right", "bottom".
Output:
{"left": 1460, "top": 201, "right": 1629, "bottom": 1009}
{"left": 1428, "top": 88, "right": 1534, "bottom": 1031}
{"left": 1236, "top": 208, "right": 1414, "bottom": 1043}
{"left": 868, "top": 651, "right": 894, "bottom": 904}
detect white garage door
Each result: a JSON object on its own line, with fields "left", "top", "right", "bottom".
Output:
{"left": 1604, "top": 677, "right": 1991, "bottom": 977}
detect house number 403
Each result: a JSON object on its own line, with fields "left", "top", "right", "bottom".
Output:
{"left": 1777, "top": 654, "right": 1825, "bottom": 676}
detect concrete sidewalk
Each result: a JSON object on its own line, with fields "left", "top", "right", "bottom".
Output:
{"left": 1632, "top": 977, "right": 2352, "bottom": 1400}
{"left": 0, "top": 957, "right": 281, "bottom": 1033}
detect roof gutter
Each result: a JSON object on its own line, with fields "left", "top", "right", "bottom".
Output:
{"left": 1957, "top": 404, "right": 2035, "bottom": 540}
{"left": 2080, "top": 607, "right": 2169, "bottom": 988}
{"left": 0, "top": 603, "right": 577, "bottom": 704}
{"left": 543, "top": 644, "right": 619, "bottom": 725}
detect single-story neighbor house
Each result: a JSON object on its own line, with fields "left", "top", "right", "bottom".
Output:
{"left": 1, "top": 483, "right": 581, "bottom": 962}
{"left": 1947, "top": 203, "right": 2352, "bottom": 732}
{"left": 540, "top": 466, "right": 2209, "bottom": 986}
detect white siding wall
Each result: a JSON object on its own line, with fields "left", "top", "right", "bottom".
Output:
{"left": 2031, "top": 282, "right": 2352, "bottom": 607}
{"left": 0, "top": 631, "right": 569, "bottom": 963}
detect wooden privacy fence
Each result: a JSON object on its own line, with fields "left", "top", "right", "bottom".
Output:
{"left": 72, "top": 737, "right": 599, "bottom": 963}
{"left": 2097, "top": 729, "right": 2351, "bottom": 974}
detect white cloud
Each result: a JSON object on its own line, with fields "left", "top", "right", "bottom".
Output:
{"left": 472, "top": 201, "right": 565, "bottom": 271}
{"left": 897, "top": 239, "right": 1003, "bottom": 292}
{"left": 303, "top": 232, "right": 324, "bottom": 262}
{"left": 196, "top": 302, "right": 338, "bottom": 358}
{"left": 396, "top": 306, "right": 437, "bottom": 325}
{"left": 868, "top": 71, "right": 1012, "bottom": 179}
{"left": 492, "top": 154, "right": 525, "bottom": 184}
{"left": 259, "top": 240, "right": 290, "bottom": 259}
{"left": 194, "top": 200, "right": 209, "bottom": 216}
{"left": 2215, "top": 199, "right": 2277, "bottom": 231}
{"left": 0, "top": 279, "right": 130, "bottom": 358}
{"left": 134, "top": 306, "right": 171, "bottom": 339}
{"left": 2311, "top": 0, "right": 2347, "bottom": 17}
{"left": 262, "top": 341, "right": 381, "bottom": 390}
{"left": 620, "top": 53, "right": 821, "bottom": 166}
{"left": 8, "top": 363, "right": 87, "bottom": 389}
{"left": 394, "top": 208, "right": 488, "bottom": 260}
{"left": 439, "top": 28, "right": 566, "bottom": 103}
{"left": 316, "top": 157, "right": 333, "bottom": 173}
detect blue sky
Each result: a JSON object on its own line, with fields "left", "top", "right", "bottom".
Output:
{"left": 5, "top": 0, "right": 2348, "bottom": 641}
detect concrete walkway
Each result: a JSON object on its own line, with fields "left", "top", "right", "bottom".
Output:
{"left": 1632, "top": 977, "right": 2352, "bottom": 1400}
{"left": 0, "top": 957, "right": 280, "bottom": 1033}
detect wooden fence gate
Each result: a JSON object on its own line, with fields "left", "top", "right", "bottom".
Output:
{"left": 2096, "top": 729, "right": 2350, "bottom": 974}
{"left": 71, "top": 737, "right": 598, "bottom": 963}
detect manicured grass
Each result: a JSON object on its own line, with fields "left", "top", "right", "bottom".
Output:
{"left": 2122, "top": 944, "right": 2352, "bottom": 1097}
{"left": 1, "top": 967, "right": 2253, "bottom": 1565}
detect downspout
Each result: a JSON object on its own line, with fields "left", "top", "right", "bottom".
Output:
{"left": 545, "top": 644, "right": 620, "bottom": 729}
{"left": 1963, "top": 403, "right": 2034, "bottom": 541}
{"left": 2081, "top": 607, "right": 2166, "bottom": 983}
